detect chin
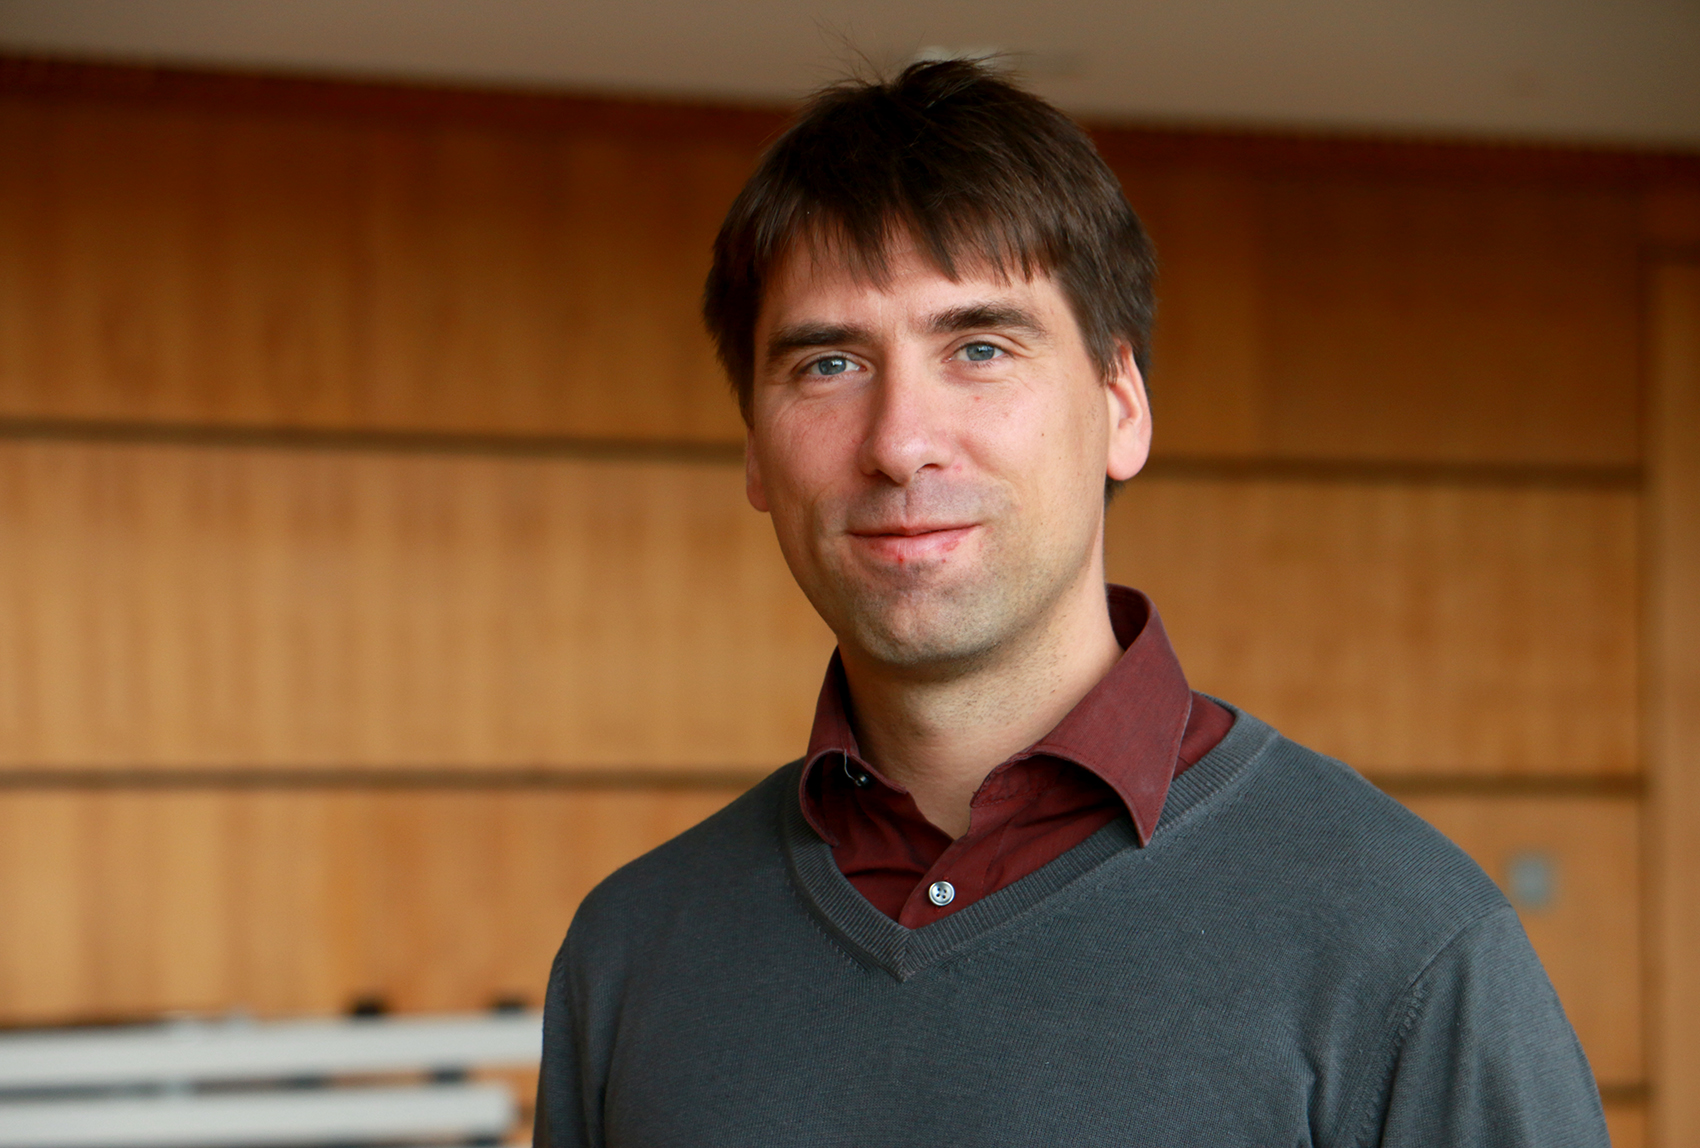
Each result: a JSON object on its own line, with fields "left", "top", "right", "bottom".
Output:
{"left": 807, "top": 536, "right": 1089, "bottom": 674}
{"left": 842, "top": 585, "right": 1011, "bottom": 672}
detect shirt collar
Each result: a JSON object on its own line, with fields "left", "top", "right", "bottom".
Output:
{"left": 797, "top": 584, "right": 1194, "bottom": 846}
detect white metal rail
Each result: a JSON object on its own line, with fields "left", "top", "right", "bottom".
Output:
{"left": 0, "top": 1012, "right": 541, "bottom": 1090}
{"left": 0, "top": 1082, "right": 513, "bottom": 1148}
{"left": 0, "top": 1011, "right": 542, "bottom": 1148}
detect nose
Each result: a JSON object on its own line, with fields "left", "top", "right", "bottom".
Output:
{"left": 855, "top": 353, "right": 955, "bottom": 486}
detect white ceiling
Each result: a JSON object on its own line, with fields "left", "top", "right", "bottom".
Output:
{"left": 1, "top": 0, "right": 1696, "bottom": 149}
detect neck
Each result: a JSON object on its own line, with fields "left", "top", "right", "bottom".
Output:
{"left": 839, "top": 563, "right": 1123, "bottom": 839}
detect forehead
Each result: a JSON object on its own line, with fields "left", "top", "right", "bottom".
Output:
{"left": 756, "top": 232, "right": 1064, "bottom": 335}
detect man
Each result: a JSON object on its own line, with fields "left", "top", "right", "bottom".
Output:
{"left": 538, "top": 60, "right": 1606, "bottom": 1146}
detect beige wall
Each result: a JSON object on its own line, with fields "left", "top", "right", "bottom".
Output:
{"left": 3, "top": 56, "right": 1696, "bottom": 1146}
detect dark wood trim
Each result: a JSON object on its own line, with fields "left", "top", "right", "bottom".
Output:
{"left": 1091, "top": 121, "right": 1700, "bottom": 186}
{"left": 0, "top": 52, "right": 788, "bottom": 144}
{"left": 1368, "top": 773, "right": 1645, "bottom": 799}
{"left": 1142, "top": 454, "right": 1642, "bottom": 491}
{"left": 0, "top": 416, "right": 1643, "bottom": 489}
{"left": 1645, "top": 243, "right": 1700, "bottom": 263}
{"left": 0, "top": 767, "right": 767, "bottom": 790}
{"left": 3, "top": 52, "right": 1697, "bottom": 185}
{"left": 0, "top": 416, "right": 748, "bottom": 466}
{"left": 0, "top": 765, "right": 1644, "bottom": 798}
{"left": 1598, "top": 1081, "right": 1650, "bottom": 1106}
{"left": 1643, "top": 258, "right": 1700, "bottom": 1148}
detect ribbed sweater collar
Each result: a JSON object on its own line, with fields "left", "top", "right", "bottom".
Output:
{"left": 780, "top": 703, "right": 1281, "bottom": 982}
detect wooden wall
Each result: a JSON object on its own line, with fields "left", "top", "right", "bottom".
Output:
{"left": 2, "top": 56, "right": 1696, "bottom": 1147}
{"left": 1646, "top": 256, "right": 1700, "bottom": 1148}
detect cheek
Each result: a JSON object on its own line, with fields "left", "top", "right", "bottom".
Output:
{"left": 970, "top": 380, "right": 1102, "bottom": 489}
{"left": 1045, "top": 377, "right": 1113, "bottom": 475}
{"left": 755, "top": 406, "right": 856, "bottom": 520}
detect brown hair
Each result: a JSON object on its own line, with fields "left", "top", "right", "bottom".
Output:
{"left": 702, "top": 58, "right": 1157, "bottom": 427}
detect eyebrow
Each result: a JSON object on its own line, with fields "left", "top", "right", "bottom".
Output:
{"left": 925, "top": 302, "right": 1048, "bottom": 340}
{"left": 765, "top": 323, "right": 872, "bottom": 360}
{"left": 764, "top": 302, "right": 1049, "bottom": 362}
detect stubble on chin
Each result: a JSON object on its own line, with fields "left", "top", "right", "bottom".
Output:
{"left": 833, "top": 570, "right": 1008, "bottom": 673}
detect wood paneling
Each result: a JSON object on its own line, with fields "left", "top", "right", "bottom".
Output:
{"left": 0, "top": 60, "right": 1664, "bottom": 1104}
{"left": 0, "top": 93, "right": 754, "bottom": 441}
{"left": 1115, "top": 168, "right": 1270, "bottom": 457}
{"left": 1115, "top": 163, "right": 1643, "bottom": 467}
{"left": 1396, "top": 793, "right": 1642, "bottom": 1087}
{"left": 1106, "top": 476, "right": 1639, "bottom": 774}
{"left": 2, "top": 443, "right": 1635, "bottom": 776}
{"left": 1643, "top": 185, "right": 1700, "bottom": 247}
{"left": 1646, "top": 261, "right": 1700, "bottom": 1148}
{"left": 1607, "top": 1102, "right": 1647, "bottom": 1148}
{"left": 1260, "top": 177, "right": 1641, "bottom": 467}
{"left": 0, "top": 71, "right": 1651, "bottom": 472}
{"left": 0, "top": 785, "right": 742, "bottom": 1024}
{"left": 0, "top": 441, "right": 832, "bottom": 769}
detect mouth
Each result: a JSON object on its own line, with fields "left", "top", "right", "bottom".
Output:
{"left": 846, "top": 523, "right": 979, "bottom": 565}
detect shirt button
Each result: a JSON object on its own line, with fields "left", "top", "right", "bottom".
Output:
{"left": 928, "top": 881, "right": 955, "bottom": 907}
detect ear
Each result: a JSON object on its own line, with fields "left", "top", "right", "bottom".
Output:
{"left": 1104, "top": 341, "right": 1152, "bottom": 482}
{"left": 744, "top": 429, "right": 770, "bottom": 513}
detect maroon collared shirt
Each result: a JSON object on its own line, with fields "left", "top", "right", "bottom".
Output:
{"left": 798, "top": 585, "right": 1233, "bottom": 928}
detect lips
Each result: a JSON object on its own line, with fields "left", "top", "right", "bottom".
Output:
{"left": 847, "top": 523, "right": 978, "bottom": 565}
{"left": 852, "top": 521, "right": 975, "bottom": 537}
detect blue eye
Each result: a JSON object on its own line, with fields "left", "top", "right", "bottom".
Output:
{"left": 808, "top": 356, "right": 853, "bottom": 376}
{"left": 961, "top": 342, "right": 1000, "bottom": 362}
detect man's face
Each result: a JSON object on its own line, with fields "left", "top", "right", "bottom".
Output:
{"left": 746, "top": 236, "right": 1150, "bottom": 674}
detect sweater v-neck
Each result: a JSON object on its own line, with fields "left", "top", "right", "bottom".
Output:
{"left": 779, "top": 702, "right": 1282, "bottom": 982}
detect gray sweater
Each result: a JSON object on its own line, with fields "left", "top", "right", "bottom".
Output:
{"left": 538, "top": 707, "right": 1608, "bottom": 1146}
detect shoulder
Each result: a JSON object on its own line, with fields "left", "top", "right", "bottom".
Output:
{"left": 1278, "top": 733, "right": 1502, "bottom": 914}
{"left": 1165, "top": 711, "right": 1594, "bottom": 1140}
{"left": 562, "top": 762, "right": 800, "bottom": 968}
{"left": 1173, "top": 707, "right": 1510, "bottom": 965}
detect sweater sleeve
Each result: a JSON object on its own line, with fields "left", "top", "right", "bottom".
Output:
{"left": 1370, "top": 906, "right": 1608, "bottom": 1148}
{"left": 535, "top": 936, "right": 602, "bottom": 1148}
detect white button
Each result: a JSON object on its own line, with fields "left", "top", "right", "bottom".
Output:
{"left": 928, "top": 881, "right": 955, "bottom": 906}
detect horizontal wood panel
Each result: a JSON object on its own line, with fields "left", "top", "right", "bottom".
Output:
{"left": 0, "top": 786, "right": 741, "bottom": 1024}
{"left": 2, "top": 443, "right": 1636, "bottom": 774}
{"left": 1396, "top": 794, "right": 1643, "bottom": 1087}
{"left": 1107, "top": 476, "right": 1639, "bottom": 774}
{"left": 1607, "top": 1102, "right": 1647, "bottom": 1148}
{"left": 0, "top": 782, "right": 1646, "bottom": 1087}
{"left": 0, "top": 85, "right": 1646, "bottom": 470}
{"left": 0, "top": 441, "right": 833, "bottom": 768}
{"left": 1111, "top": 164, "right": 1642, "bottom": 467}
{"left": 1259, "top": 176, "right": 1641, "bottom": 466}
{"left": 0, "top": 94, "right": 752, "bottom": 442}
{"left": 1643, "top": 185, "right": 1700, "bottom": 246}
